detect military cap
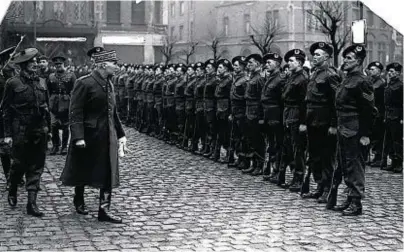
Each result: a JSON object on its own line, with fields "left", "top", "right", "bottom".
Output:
{"left": 92, "top": 50, "right": 118, "bottom": 63}
{"left": 9, "top": 48, "right": 39, "bottom": 64}
{"left": 204, "top": 59, "right": 216, "bottom": 68}
{"left": 342, "top": 44, "right": 366, "bottom": 60}
{"left": 309, "top": 42, "right": 333, "bottom": 56}
{"left": 52, "top": 54, "right": 66, "bottom": 63}
{"left": 263, "top": 52, "right": 282, "bottom": 64}
{"left": 176, "top": 63, "right": 187, "bottom": 73}
{"left": 187, "top": 63, "right": 195, "bottom": 70}
{"left": 0, "top": 46, "right": 16, "bottom": 62}
{"left": 217, "top": 58, "right": 233, "bottom": 71}
{"left": 386, "top": 62, "right": 403, "bottom": 72}
{"left": 282, "top": 64, "right": 289, "bottom": 71}
{"left": 37, "top": 55, "right": 48, "bottom": 61}
{"left": 367, "top": 61, "right": 384, "bottom": 71}
{"left": 284, "top": 49, "right": 306, "bottom": 62}
{"left": 87, "top": 46, "right": 105, "bottom": 58}
{"left": 245, "top": 54, "right": 263, "bottom": 64}
{"left": 232, "top": 56, "right": 246, "bottom": 66}
{"left": 194, "top": 62, "right": 205, "bottom": 70}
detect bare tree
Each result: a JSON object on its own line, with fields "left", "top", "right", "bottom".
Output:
{"left": 306, "top": 1, "right": 351, "bottom": 66}
{"left": 160, "top": 36, "right": 177, "bottom": 64}
{"left": 178, "top": 41, "right": 199, "bottom": 64}
{"left": 204, "top": 28, "right": 224, "bottom": 62}
{"left": 250, "top": 14, "right": 284, "bottom": 55}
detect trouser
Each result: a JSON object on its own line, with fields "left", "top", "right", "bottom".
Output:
{"left": 155, "top": 103, "right": 163, "bottom": 135}
{"left": 205, "top": 110, "right": 217, "bottom": 150}
{"left": 245, "top": 118, "right": 265, "bottom": 165}
{"left": 338, "top": 133, "right": 365, "bottom": 199}
{"left": 147, "top": 102, "right": 155, "bottom": 132}
{"left": 280, "top": 123, "right": 306, "bottom": 181}
{"left": 263, "top": 123, "right": 283, "bottom": 173}
{"left": 229, "top": 115, "right": 247, "bottom": 158}
{"left": 9, "top": 132, "right": 47, "bottom": 191}
{"left": 184, "top": 110, "right": 195, "bottom": 143}
{"left": 128, "top": 98, "right": 137, "bottom": 124}
{"left": 383, "top": 119, "right": 403, "bottom": 167}
{"left": 51, "top": 114, "right": 69, "bottom": 148}
{"left": 176, "top": 108, "right": 185, "bottom": 141}
{"left": 1, "top": 154, "right": 11, "bottom": 181}
{"left": 307, "top": 125, "right": 336, "bottom": 191}
{"left": 371, "top": 116, "right": 384, "bottom": 159}
{"left": 215, "top": 112, "right": 230, "bottom": 151}
{"left": 166, "top": 106, "right": 177, "bottom": 135}
{"left": 193, "top": 110, "right": 206, "bottom": 148}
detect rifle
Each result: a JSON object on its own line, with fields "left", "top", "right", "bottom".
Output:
{"left": 326, "top": 133, "right": 343, "bottom": 210}
{"left": 227, "top": 115, "right": 235, "bottom": 166}
{"left": 0, "top": 35, "right": 26, "bottom": 74}
{"left": 380, "top": 112, "right": 387, "bottom": 170}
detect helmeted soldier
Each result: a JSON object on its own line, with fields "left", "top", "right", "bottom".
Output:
{"left": 330, "top": 44, "right": 374, "bottom": 216}
{"left": 174, "top": 64, "right": 187, "bottom": 147}
{"left": 3, "top": 48, "right": 51, "bottom": 217}
{"left": 153, "top": 64, "right": 166, "bottom": 139}
{"left": 47, "top": 54, "right": 76, "bottom": 155}
{"left": 213, "top": 59, "right": 233, "bottom": 162}
{"left": 193, "top": 62, "right": 207, "bottom": 154}
{"left": 183, "top": 64, "right": 197, "bottom": 150}
{"left": 277, "top": 49, "right": 309, "bottom": 192}
{"left": 260, "top": 52, "right": 286, "bottom": 182}
{"left": 228, "top": 56, "right": 248, "bottom": 168}
{"left": 366, "top": 61, "right": 386, "bottom": 167}
{"left": 382, "top": 62, "right": 403, "bottom": 173}
{"left": 241, "top": 54, "right": 265, "bottom": 176}
{"left": 301, "top": 42, "right": 340, "bottom": 203}
{"left": 202, "top": 59, "right": 218, "bottom": 157}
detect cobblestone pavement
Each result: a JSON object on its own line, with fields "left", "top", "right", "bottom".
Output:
{"left": 0, "top": 127, "right": 403, "bottom": 252}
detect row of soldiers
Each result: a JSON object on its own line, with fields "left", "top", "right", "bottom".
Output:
{"left": 111, "top": 42, "right": 402, "bottom": 216}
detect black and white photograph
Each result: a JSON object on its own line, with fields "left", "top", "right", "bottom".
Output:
{"left": 0, "top": 0, "right": 402, "bottom": 251}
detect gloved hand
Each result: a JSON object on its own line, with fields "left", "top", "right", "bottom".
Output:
{"left": 75, "top": 139, "right": 86, "bottom": 148}
{"left": 118, "top": 136, "right": 128, "bottom": 157}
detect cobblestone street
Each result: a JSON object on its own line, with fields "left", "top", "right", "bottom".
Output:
{"left": 0, "top": 127, "right": 403, "bottom": 252}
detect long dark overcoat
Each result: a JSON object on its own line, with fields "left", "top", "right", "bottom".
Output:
{"left": 60, "top": 70, "right": 125, "bottom": 189}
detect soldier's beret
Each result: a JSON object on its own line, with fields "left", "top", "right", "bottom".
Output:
{"left": 176, "top": 63, "right": 187, "bottom": 72}
{"left": 284, "top": 49, "right": 306, "bottom": 62}
{"left": 263, "top": 52, "right": 282, "bottom": 64}
{"left": 87, "top": 46, "right": 105, "bottom": 58}
{"left": 52, "top": 54, "right": 66, "bottom": 63}
{"left": 37, "top": 55, "right": 48, "bottom": 61}
{"left": 0, "top": 46, "right": 16, "bottom": 63}
{"left": 9, "top": 48, "right": 39, "bottom": 64}
{"left": 187, "top": 63, "right": 195, "bottom": 70}
{"left": 309, "top": 42, "right": 333, "bottom": 56}
{"left": 232, "top": 56, "right": 246, "bottom": 66}
{"left": 245, "top": 54, "right": 263, "bottom": 64}
{"left": 282, "top": 64, "right": 289, "bottom": 71}
{"left": 342, "top": 44, "right": 366, "bottom": 60}
{"left": 154, "top": 64, "right": 166, "bottom": 72}
{"left": 194, "top": 62, "right": 205, "bottom": 70}
{"left": 204, "top": 59, "right": 216, "bottom": 68}
{"left": 386, "top": 62, "right": 403, "bottom": 72}
{"left": 367, "top": 61, "right": 384, "bottom": 71}
{"left": 217, "top": 58, "right": 233, "bottom": 71}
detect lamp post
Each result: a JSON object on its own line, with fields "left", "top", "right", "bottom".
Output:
{"left": 33, "top": 1, "right": 37, "bottom": 47}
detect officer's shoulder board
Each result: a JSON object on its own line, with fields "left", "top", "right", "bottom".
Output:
{"left": 77, "top": 73, "right": 92, "bottom": 82}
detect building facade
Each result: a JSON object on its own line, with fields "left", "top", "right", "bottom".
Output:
{"left": 168, "top": 0, "right": 403, "bottom": 67}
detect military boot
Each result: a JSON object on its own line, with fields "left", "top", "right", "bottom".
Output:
{"left": 276, "top": 170, "right": 287, "bottom": 188}
{"left": 8, "top": 184, "right": 17, "bottom": 207}
{"left": 302, "top": 184, "right": 323, "bottom": 199}
{"left": 50, "top": 146, "right": 59, "bottom": 155}
{"left": 60, "top": 146, "right": 68, "bottom": 155}
{"left": 332, "top": 197, "right": 352, "bottom": 212}
{"left": 203, "top": 140, "right": 214, "bottom": 158}
{"left": 226, "top": 151, "right": 235, "bottom": 167}
{"left": 370, "top": 153, "right": 382, "bottom": 167}
{"left": 251, "top": 159, "right": 263, "bottom": 176}
{"left": 262, "top": 161, "right": 272, "bottom": 181}
{"left": 242, "top": 158, "right": 256, "bottom": 174}
{"left": 317, "top": 189, "right": 330, "bottom": 204}
{"left": 237, "top": 156, "right": 249, "bottom": 170}
{"left": 289, "top": 176, "right": 303, "bottom": 193}
{"left": 27, "top": 191, "right": 44, "bottom": 217}
{"left": 342, "top": 198, "right": 362, "bottom": 216}
{"left": 210, "top": 144, "right": 221, "bottom": 162}
{"left": 98, "top": 190, "right": 122, "bottom": 224}
{"left": 73, "top": 186, "right": 88, "bottom": 215}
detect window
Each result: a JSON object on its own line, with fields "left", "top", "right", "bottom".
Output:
{"left": 180, "top": 1, "right": 185, "bottom": 15}
{"left": 223, "top": 17, "right": 229, "bottom": 36}
{"left": 154, "top": 1, "right": 162, "bottom": 24}
{"left": 132, "top": 1, "right": 145, "bottom": 24}
{"left": 170, "top": 2, "right": 175, "bottom": 17}
{"left": 107, "top": 1, "right": 121, "bottom": 24}
{"left": 378, "top": 42, "right": 387, "bottom": 64}
{"left": 266, "top": 10, "right": 280, "bottom": 28}
{"left": 171, "top": 26, "right": 175, "bottom": 38}
{"left": 352, "top": 8, "right": 360, "bottom": 21}
{"left": 244, "top": 14, "right": 251, "bottom": 35}
{"left": 53, "top": 1, "right": 65, "bottom": 20}
{"left": 179, "top": 25, "right": 184, "bottom": 40}
{"left": 367, "top": 10, "right": 373, "bottom": 26}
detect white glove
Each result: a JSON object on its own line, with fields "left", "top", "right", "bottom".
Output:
{"left": 75, "top": 139, "right": 86, "bottom": 148}
{"left": 118, "top": 136, "right": 128, "bottom": 157}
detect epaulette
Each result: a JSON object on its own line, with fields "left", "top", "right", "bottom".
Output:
{"left": 77, "top": 73, "right": 91, "bottom": 81}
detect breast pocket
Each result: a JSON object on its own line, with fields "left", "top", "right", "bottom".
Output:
{"left": 14, "top": 86, "right": 30, "bottom": 104}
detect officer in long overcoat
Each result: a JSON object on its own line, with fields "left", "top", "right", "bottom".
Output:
{"left": 60, "top": 50, "right": 127, "bottom": 223}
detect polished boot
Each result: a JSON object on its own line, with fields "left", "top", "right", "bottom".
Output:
{"left": 393, "top": 159, "right": 403, "bottom": 173}
{"left": 276, "top": 170, "right": 287, "bottom": 188}
{"left": 317, "top": 190, "right": 329, "bottom": 204}
{"left": 27, "top": 191, "right": 44, "bottom": 217}
{"left": 210, "top": 145, "right": 221, "bottom": 162}
{"left": 50, "top": 146, "right": 59, "bottom": 155}
{"left": 332, "top": 197, "right": 352, "bottom": 212}
{"left": 73, "top": 186, "right": 88, "bottom": 215}
{"left": 370, "top": 154, "right": 382, "bottom": 167}
{"left": 203, "top": 141, "right": 214, "bottom": 158}
{"left": 251, "top": 159, "right": 263, "bottom": 176}
{"left": 60, "top": 146, "right": 68, "bottom": 155}
{"left": 242, "top": 158, "right": 256, "bottom": 174}
{"left": 268, "top": 172, "right": 279, "bottom": 184}
{"left": 289, "top": 178, "right": 303, "bottom": 193}
{"left": 228, "top": 154, "right": 240, "bottom": 168}
{"left": 8, "top": 184, "right": 17, "bottom": 207}
{"left": 301, "top": 184, "right": 323, "bottom": 199}
{"left": 236, "top": 157, "right": 249, "bottom": 170}
{"left": 262, "top": 161, "right": 272, "bottom": 181}
{"left": 98, "top": 190, "right": 122, "bottom": 224}
{"left": 342, "top": 198, "right": 363, "bottom": 216}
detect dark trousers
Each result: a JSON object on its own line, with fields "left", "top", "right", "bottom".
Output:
{"left": 307, "top": 126, "right": 336, "bottom": 191}
{"left": 51, "top": 115, "right": 69, "bottom": 148}
{"left": 245, "top": 118, "right": 265, "bottom": 163}
{"left": 176, "top": 108, "right": 185, "bottom": 138}
{"left": 155, "top": 103, "right": 163, "bottom": 135}
{"left": 128, "top": 99, "right": 137, "bottom": 124}
{"left": 264, "top": 123, "right": 283, "bottom": 173}
{"left": 184, "top": 110, "right": 195, "bottom": 140}
{"left": 166, "top": 106, "right": 177, "bottom": 133}
{"left": 229, "top": 116, "right": 247, "bottom": 157}
{"left": 383, "top": 120, "right": 403, "bottom": 165}
{"left": 9, "top": 132, "right": 47, "bottom": 191}
{"left": 338, "top": 133, "right": 365, "bottom": 199}
{"left": 216, "top": 113, "right": 230, "bottom": 150}
{"left": 205, "top": 110, "right": 217, "bottom": 148}
{"left": 280, "top": 123, "right": 306, "bottom": 181}
{"left": 371, "top": 116, "right": 384, "bottom": 158}
{"left": 193, "top": 111, "right": 206, "bottom": 147}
